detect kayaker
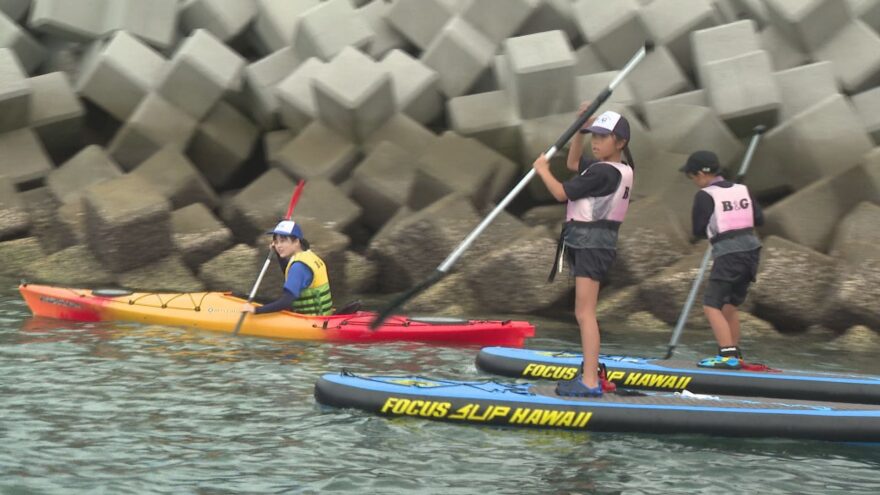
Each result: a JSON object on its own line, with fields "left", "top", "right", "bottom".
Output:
{"left": 532, "top": 104, "right": 635, "bottom": 397}
{"left": 241, "top": 219, "right": 334, "bottom": 316}
{"left": 680, "top": 150, "right": 764, "bottom": 370}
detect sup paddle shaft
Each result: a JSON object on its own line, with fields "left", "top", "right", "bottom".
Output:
{"left": 370, "top": 41, "right": 655, "bottom": 330}
{"left": 664, "top": 125, "right": 767, "bottom": 359}
{"left": 233, "top": 179, "right": 306, "bottom": 336}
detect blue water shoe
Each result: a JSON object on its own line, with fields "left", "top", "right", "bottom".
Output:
{"left": 556, "top": 376, "right": 603, "bottom": 397}
{"left": 697, "top": 355, "right": 742, "bottom": 370}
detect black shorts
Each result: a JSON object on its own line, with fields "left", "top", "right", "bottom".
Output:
{"left": 566, "top": 247, "right": 616, "bottom": 282}
{"left": 703, "top": 249, "right": 761, "bottom": 309}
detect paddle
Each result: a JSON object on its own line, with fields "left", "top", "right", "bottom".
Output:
{"left": 233, "top": 179, "right": 306, "bottom": 336}
{"left": 369, "top": 41, "right": 655, "bottom": 330}
{"left": 663, "top": 125, "right": 767, "bottom": 359}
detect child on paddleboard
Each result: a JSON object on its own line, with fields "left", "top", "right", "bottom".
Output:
{"left": 532, "top": 104, "right": 635, "bottom": 397}
{"left": 680, "top": 150, "right": 763, "bottom": 369}
{"left": 241, "top": 219, "right": 334, "bottom": 316}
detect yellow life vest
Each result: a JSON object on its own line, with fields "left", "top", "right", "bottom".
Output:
{"left": 284, "top": 250, "right": 333, "bottom": 315}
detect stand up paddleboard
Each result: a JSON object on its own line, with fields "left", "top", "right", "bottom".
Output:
{"left": 314, "top": 371, "right": 880, "bottom": 442}
{"left": 475, "top": 347, "right": 880, "bottom": 404}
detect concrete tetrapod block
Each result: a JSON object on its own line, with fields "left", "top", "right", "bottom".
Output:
{"left": 408, "top": 132, "right": 498, "bottom": 211}
{"left": 829, "top": 201, "right": 880, "bottom": 265}
{"left": 772, "top": 62, "right": 840, "bottom": 122}
{"left": 763, "top": 0, "right": 851, "bottom": 52}
{"left": 571, "top": 0, "right": 650, "bottom": 68}
{"left": 82, "top": 174, "right": 173, "bottom": 273}
{"left": 643, "top": 103, "right": 744, "bottom": 169}
{"left": 0, "top": 10, "right": 46, "bottom": 73}
{"left": 640, "top": 0, "right": 720, "bottom": 76}
{"left": 0, "top": 47, "right": 30, "bottom": 133}
{"left": 289, "top": 178, "right": 363, "bottom": 234}
{"left": 107, "top": 93, "right": 198, "bottom": 171}
{"left": 46, "top": 145, "right": 122, "bottom": 205}
{"left": 241, "top": 47, "right": 301, "bottom": 130}
{"left": 762, "top": 94, "right": 874, "bottom": 190}
{"left": 0, "top": 128, "right": 53, "bottom": 187}
{"left": 0, "top": 0, "right": 31, "bottom": 21}
{"left": 447, "top": 90, "right": 522, "bottom": 163}
{"left": 312, "top": 47, "right": 394, "bottom": 143}
{"left": 852, "top": 87, "right": 880, "bottom": 144}
{"left": 107, "top": 0, "right": 179, "bottom": 50}
{"left": 19, "top": 187, "right": 76, "bottom": 254}
{"left": 116, "top": 255, "right": 205, "bottom": 292}
{"left": 517, "top": 0, "right": 580, "bottom": 43}
{"left": 221, "top": 168, "right": 295, "bottom": 241}
{"left": 750, "top": 236, "right": 839, "bottom": 331}
{"left": 702, "top": 50, "right": 780, "bottom": 137}
{"left": 23, "top": 244, "right": 116, "bottom": 286}
{"left": 575, "top": 71, "right": 637, "bottom": 107}
{"left": 856, "top": 0, "right": 880, "bottom": 31}
{"left": 380, "top": 49, "right": 442, "bottom": 125}
{"left": 421, "top": 17, "right": 496, "bottom": 98}
{"left": 157, "top": 29, "right": 245, "bottom": 120}
{"left": 349, "top": 141, "right": 418, "bottom": 231}
{"left": 636, "top": 250, "right": 713, "bottom": 326}
{"left": 75, "top": 31, "right": 166, "bottom": 121}
{"left": 386, "top": 0, "right": 453, "bottom": 51}
{"left": 691, "top": 19, "right": 760, "bottom": 85}
{"left": 294, "top": 0, "right": 374, "bottom": 61}
{"left": 573, "top": 44, "right": 608, "bottom": 75}
{"left": 461, "top": 0, "right": 538, "bottom": 45}
{"left": 179, "top": 0, "right": 257, "bottom": 42}
{"left": 812, "top": 20, "right": 880, "bottom": 93}
{"left": 171, "top": 202, "right": 234, "bottom": 270}
{"left": 828, "top": 258, "right": 880, "bottom": 331}
{"left": 0, "top": 237, "right": 44, "bottom": 277}
{"left": 612, "top": 195, "right": 693, "bottom": 288}
{"left": 465, "top": 226, "right": 572, "bottom": 313}
{"left": 272, "top": 121, "right": 359, "bottom": 184}
{"left": 503, "top": 30, "right": 576, "bottom": 120}
{"left": 198, "top": 243, "right": 269, "bottom": 298}
{"left": 0, "top": 176, "right": 29, "bottom": 240}
{"left": 275, "top": 57, "right": 326, "bottom": 134}
{"left": 518, "top": 112, "right": 576, "bottom": 202}
{"left": 357, "top": 0, "right": 407, "bottom": 59}
{"left": 250, "top": 0, "right": 319, "bottom": 54}
{"left": 626, "top": 45, "right": 693, "bottom": 110}
{"left": 27, "top": 71, "right": 85, "bottom": 161}
{"left": 186, "top": 101, "right": 258, "bottom": 189}
{"left": 761, "top": 154, "right": 880, "bottom": 253}
{"left": 366, "top": 193, "right": 480, "bottom": 292}
{"left": 28, "top": 0, "right": 108, "bottom": 42}
{"left": 360, "top": 113, "right": 437, "bottom": 157}
{"left": 759, "top": 25, "right": 808, "bottom": 71}
{"left": 131, "top": 146, "right": 219, "bottom": 210}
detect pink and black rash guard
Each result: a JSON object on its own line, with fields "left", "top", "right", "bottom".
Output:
{"left": 561, "top": 158, "right": 633, "bottom": 250}
{"left": 692, "top": 176, "right": 764, "bottom": 257}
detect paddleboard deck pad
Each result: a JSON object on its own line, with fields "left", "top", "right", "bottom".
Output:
{"left": 314, "top": 371, "right": 880, "bottom": 442}
{"left": 475, "top": 347, "right": 880, "bottom": 404}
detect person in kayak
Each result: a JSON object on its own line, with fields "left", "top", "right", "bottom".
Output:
{"left": 532, "top": 105, "right": 635, "bottom": 397}
{"left": 241, "top": 219, "right": 334, "bottom": 316}
{"left": 681, "top": 150, "right": 764, "bottom": 370}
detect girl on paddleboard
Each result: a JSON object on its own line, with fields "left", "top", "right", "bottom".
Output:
{"left": 532, "top": 104, "right": 635, "bottom": 397}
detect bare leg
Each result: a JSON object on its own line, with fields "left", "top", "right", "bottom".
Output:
{"left": 703, "top": 305, "right": 735, "bottom": 348}
{"left": 575, "top": 276, "right": 601, "bottom": 388}
{"left": 722, "top": 304, "right": 740, "bottom": 347}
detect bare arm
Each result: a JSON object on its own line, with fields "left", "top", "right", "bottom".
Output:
{"left": 533, "top": 154, "right": 568, "bottom": 202}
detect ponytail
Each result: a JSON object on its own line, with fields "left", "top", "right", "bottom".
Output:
{"left": 622, "top": 144, "right": 635, "bottom": 170}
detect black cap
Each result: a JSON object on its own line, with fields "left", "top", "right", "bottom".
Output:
{"left": 680, "top": 150, "right": 721, "bottom": 174}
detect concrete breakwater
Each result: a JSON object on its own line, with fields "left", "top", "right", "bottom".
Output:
{"left": 0, "top": 0, "right": 878, "bottom": 338}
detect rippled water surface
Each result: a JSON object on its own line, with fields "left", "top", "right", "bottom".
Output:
{"left": 2, "top": 280, "right": 879, "bottom": 494}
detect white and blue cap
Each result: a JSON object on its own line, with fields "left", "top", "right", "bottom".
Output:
{"left": 580, "top": 110, "right": 630, "bottom": 141}
{"left": 266, "top": 220, "right": 304, "bottom": 239}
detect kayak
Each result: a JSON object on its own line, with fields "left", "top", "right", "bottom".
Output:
{"left": 314, "top": 371, "right": 880, "bottom": 442}
{"left": 476, "top": 347, "right": 880, "bottom": 404}
{"left": 18, "top": 284, "right": 534, "bottom": 346}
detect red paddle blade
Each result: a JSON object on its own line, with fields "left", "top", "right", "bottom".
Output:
{"left": 285, "top": 180, "right": 306, "bottom": 219}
